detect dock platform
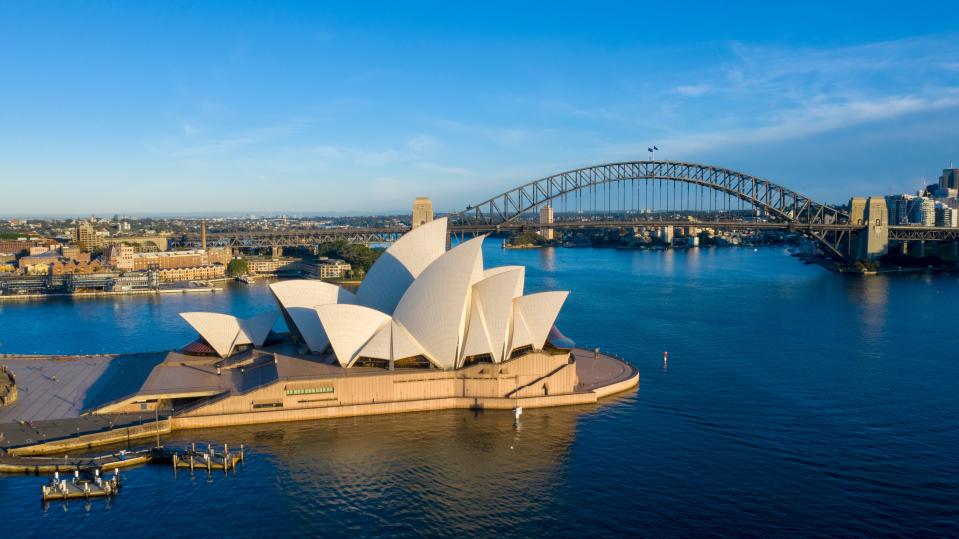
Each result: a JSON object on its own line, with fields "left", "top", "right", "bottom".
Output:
{"left": 41, "top": 469, "right": 121, "bottom": 501}
{"left": 158, "top": 443, "right": 245, "bottom": 472}
{"left": 0, "top": 448, "right": 152, "bottom": 474}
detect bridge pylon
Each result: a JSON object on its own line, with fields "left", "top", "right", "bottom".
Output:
{"left": 849, "top": 197, "right": 889, "bottom": 261}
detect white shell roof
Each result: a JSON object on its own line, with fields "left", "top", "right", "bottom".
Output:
{"left": 355, "top": 320, "right": 392, "bottom": 361}
{"left": 180, "top": 311, "right": 278, "bottom": 358}
{"left": 508, "top": 309, "right": 534, "bottom": 356}
{"left": 511, "top": 291, "right": 569, "bottom": 354}
{"left": 465, "top": 268, "right": 523, "bottom": 363}
{"left": 270, "top": 279, "right": 356, "bottom": 308}
{"left": 242, "top": 311, "right": 279, "bottom": 347}
{"left": 355, "top": 217, "right": 448, "bottom": 314}
{"left": 390, "top": 320, "right": 426, "bottom": 362}
{"left": 249, "top": 219, "right": 573, "bottom": 371}
{"left": 353, "top": 319, "right": 428, "bottom": 365}
{"left": 392, "top": 235, "right": 485, "bottom": 370}
{"left": 269, "top": 279, "right": 356, "bottom": 353}
{"left": 316, "top": 304, "right": 391, "bottom": 368}
{"left": 460, "top": 295, "right": 492, "bottom": 362}
{"left": 482, "top": 265, "right": 525, "bottom": 297}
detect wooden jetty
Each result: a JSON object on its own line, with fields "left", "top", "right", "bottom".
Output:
{"left": 1, "top": 443, "right": 247, "bottom": 475}
{"left": 163, "top": 443, "right": 245, "bottom": 472}
{"left": 0, "top": 441, "right": 249, "bottom": 501}
{"left": 41, "top": 469, "right": 121, "bottom": 501}
{"left": 0, "top": 448, "right": 152, "bottom": 474}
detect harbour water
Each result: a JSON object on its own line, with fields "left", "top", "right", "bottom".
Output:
{"left": 1, "top": 246, "right": 958, "bottom": 537}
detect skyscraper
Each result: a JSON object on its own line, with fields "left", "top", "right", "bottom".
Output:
{"left": 939, "top": 168, "right": 959, "bottom": 190}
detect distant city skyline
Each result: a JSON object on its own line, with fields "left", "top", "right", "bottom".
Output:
{"left": 1, "top": 1, "right": 958, "bottom": 215}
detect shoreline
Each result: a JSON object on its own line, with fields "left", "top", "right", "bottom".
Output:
{"left": 0, "top": 286, "right": 222, "bottom": 302}
{"left": 0, "top": 349, "right": 639, "bottom": 456}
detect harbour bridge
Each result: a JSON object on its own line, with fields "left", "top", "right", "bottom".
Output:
{"left": 175, "top": 161, "right": 959, "bottom": 262}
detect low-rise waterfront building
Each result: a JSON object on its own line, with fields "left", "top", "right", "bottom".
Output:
{"left": 101, "top": 234, "right": 170, "bottom": 252}
{"left": 129, "top": 248, "right": 232, "bottom": 271}
{"left": 18, "top": 250, "right": 100, "bottom": 275}
{"left": 155, "top": 264, "right": 225, "bottom": 283}
{"left": 114, "top": 271, "right": 158, "bottom": 290}
{"left": 295, "top": 258, "right": 352, "bottom": 279}
{"left": 49, "top": 259, "right": 104, "bottom": 275}
{"left": 102, "top": 243, "right": 135, "bottom": 269}
{"left": 247, "top": 257, "right": 299, "bottom": 275}
{"left": 0, "top": 238, "right": 57, "bottom": 256}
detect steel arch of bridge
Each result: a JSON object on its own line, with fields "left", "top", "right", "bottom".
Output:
{"left": 452, "top": 160, "right": 851, "bottom": 258}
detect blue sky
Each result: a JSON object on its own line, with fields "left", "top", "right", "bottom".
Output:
{"left": 1, "top": 1, "right": 958, "bottom": 215}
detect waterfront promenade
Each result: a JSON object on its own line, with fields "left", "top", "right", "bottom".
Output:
{"left": 0, "top": 346, "right": 637, "bottom": 454}
{"left": 0, "top": 353, "right": 164, "bottom": 423}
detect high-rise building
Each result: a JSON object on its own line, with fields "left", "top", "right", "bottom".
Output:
{"left": 886, "top": 194, "right": 919, "bottom": 225}
{"left": 939, "top": 168, "right": 959, "bottom": 190}
{"left": 920, "top": 198, "right": 936, "bottom": 226}
{"left": 935, "top": 205, "right": 958, "bottom": 227}
{"left": 73, "top": 221, "right": 101, "bottom": 251}
{"left": 412, "top": 197, "right": 433, "bottom": 228}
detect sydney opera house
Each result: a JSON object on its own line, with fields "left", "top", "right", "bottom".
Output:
{"left": 90, "top": 218, "right": 637, "bottom": 430}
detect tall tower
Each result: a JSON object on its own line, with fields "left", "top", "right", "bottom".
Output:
{"left": 200, "top": 220, "right": 207, "bottom": 251}
{"left": 850, "top": 197, "right": 889, "bottom": 260}
{"left": 539, "top": 205, "right": 555, "bottom": 241}
{"left": 939, "top": 168, "right": 959, "bottom": 190}
{"left": 412, "top": 197, "right": 433, "bottom": 228}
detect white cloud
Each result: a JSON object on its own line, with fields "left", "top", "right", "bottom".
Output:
{"left": 310, "top": 135, "right": 444, "bottom": 167}
{"left": 159, "top": 118, "right": 313, "bottom": 158}
{"left": 407, "top": 135, "right": 441, "bottom": 153}
{"left": 607, "top": 92, "right": 959, "bottom": 157}
{"left": 417, "top": 162, "right": 472, "bottom": 176}
{"left": 674, "top": 84, "right": 710, "bottom": 97}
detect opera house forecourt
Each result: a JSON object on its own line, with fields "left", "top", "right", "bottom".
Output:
{"left": 23, "top": 218, "right": 637, "bottom": 446}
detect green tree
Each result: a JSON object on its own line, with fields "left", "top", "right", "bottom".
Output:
{"left": 316, "top": 240, "right": 382, "bottom": 275}
{"left": 510, "top": 231, "right": 546, "bottom": 246}
{"left": 227, "top": 259, "right": 249, "bottom": 276}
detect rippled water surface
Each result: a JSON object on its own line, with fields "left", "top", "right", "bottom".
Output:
{"left": 1, "top": 246, "right": 958, "bottom": 537}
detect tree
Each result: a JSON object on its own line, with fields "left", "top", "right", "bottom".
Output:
{"left": 509, "top": 231, "right": 546, "bottom": 247}
{"left": 227, "top": 259, "right": 249, "bottom": 276}
{"left": 315, "top": 240, "right": 382, "bottom": 275}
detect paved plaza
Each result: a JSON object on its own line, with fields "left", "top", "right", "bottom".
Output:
{"left": 0, "top": 353, "right": 162, "bottom": 424}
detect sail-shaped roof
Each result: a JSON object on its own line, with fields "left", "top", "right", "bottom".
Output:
{"left": 391, "top": 235, "right": 485, "bottom": 370}
{"left": 355, "top": 217, "right": 448, "bottom": 314}
{"left": 180, "top": 311, "right": 278, "bottom": 358}
{"left": 465, "top": 268, "right": 523, "bottom": 363}
{"left": 269, "top": 280, "right": 355, "bottom": 352}
{"left": 316, "top": 304, "right": 391, "bottom": 368}
{"left": 194, "top": 220, "right": 572, "bottom": 370}
{"left": 511, "top": 291, "right": 569, "bottom": 353}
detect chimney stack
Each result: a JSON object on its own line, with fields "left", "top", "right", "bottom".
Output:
{"left": 200, "top": 220, "right": 207, "bottom": 251}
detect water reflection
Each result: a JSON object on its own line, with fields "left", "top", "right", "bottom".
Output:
{"left": 158, "top": 407, "right": 585, "bottom": 533}
{"left": 846, "top": 276, "right": 890, "bottom": 342}
{"left": 539, "top": 246, "right": 556, "bottom": 272}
